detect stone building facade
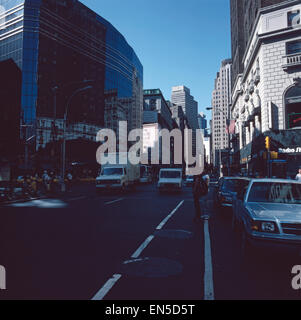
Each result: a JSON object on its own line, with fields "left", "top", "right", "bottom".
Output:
{"left": 231, "top": 0, "right": 301, "bottom": 177}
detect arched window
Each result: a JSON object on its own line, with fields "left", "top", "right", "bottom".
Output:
{"left": 285, "top": 85, "right": 301, "bottom": 129}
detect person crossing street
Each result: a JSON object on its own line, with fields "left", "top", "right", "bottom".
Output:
{"left": 192, "top": 171, "right": 209, "bottom": 222}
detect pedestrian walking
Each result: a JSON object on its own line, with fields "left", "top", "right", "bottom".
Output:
{"left": 192, "top": 171, "right": 209, "bottom": 222}
{"left": 66, "top": 172, "right": 73, "bottom": 192}
{"left": 42, "top": 170, "right": 50, "bottom": 194}
{"left": 296, "top": 166, "right": 301, "bottom": 182}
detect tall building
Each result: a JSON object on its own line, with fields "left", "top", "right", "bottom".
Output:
{"left": 211, "top": 59, "right": 232, "bottom": 168}
{"left": 0, "top": 0, "right": 143, "bottom": 165}
{"left": 230, "top": 0, "right": 294, "bottom": 88}
{"left": 0, "top": 59, "right": 22, "bottom": 179}
{"left": 197, "top": 112, "right": 209, "bottom": 136}
{"left": 230, "top": 0, "right": 301, "bottom": 177}
{"left": 171, "top": 85, "right": 199, "bottom": 158}
{"left": 143, "top": 89, "right": 176, "bottom": 164}
{"left": 171, "top": 86, "right": 198, "bottom": 130}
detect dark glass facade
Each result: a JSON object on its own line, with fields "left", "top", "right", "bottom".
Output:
{"left": 0, "top": 0, "right": 143, "bottom": 137}
{"left": 0, "top": 58, "right": 22, "bottom": 160}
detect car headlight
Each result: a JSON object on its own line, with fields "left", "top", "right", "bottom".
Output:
{"left": 251, "top": 221, "right": 278, "bottom": 233}
{"left": 261, "top": 222, "right": 276, "bottom": 233}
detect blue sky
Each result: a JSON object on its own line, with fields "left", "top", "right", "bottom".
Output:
{"left": 81, "top": 0, "right": 231, "bottom": 122}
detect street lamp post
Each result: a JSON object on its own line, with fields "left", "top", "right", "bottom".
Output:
{"left": 61, "top": 85, "right": 92, "bottom": 192}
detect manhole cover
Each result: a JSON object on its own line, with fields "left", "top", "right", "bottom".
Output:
{"left": 121, "top": 257, "right": 183, "bottom": 278}
{"left": 154, "top": 229, "right": 192, "bottom": 240}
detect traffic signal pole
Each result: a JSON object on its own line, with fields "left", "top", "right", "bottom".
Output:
{"left": 265, "top": 136, "right": 271, "bottom": 178}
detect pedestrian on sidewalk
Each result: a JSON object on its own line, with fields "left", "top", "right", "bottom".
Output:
{"left": 42, "top": 170, "right": 50, "bottom": 194}
{"left": 296, "top": 166, "right": 301, "bottom": 182}
{"left": 192, "top": 171, "right": 209, "bottom": 222}
{"left": 66, "top": 172, "right": 73, "bottom": 192}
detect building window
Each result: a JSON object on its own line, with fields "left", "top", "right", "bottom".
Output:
{"left": 288, "top": 10, "right": 300, "bottom": 27}
{"left": 285, "top": 85, "right": 301, "bottom": 129}
{"left": 286, "top": 40, "right": 301, "bottom": 55}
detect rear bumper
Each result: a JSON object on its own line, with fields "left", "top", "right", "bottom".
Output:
{"left": 158, "top": 184, "right": 182, "bottom": 190}
{"left": 96, "top": 183, "right": 122, "bottom": 189}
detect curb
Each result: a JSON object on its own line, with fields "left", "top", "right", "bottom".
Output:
{"left": 0, "top": 196, "right": 47, "bottom": 206}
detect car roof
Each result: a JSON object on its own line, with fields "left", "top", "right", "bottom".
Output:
{"left": 221, "top": 176, "right": 250, "bottom": 180}
{"left": 250, "top": 178, "right": 301, "bottom": 184}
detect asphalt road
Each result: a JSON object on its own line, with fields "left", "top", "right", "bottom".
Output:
{"left": 0, "top": 183, "right": 300, "bottom": 300}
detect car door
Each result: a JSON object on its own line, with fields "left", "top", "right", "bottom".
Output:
{"left": 234, "top": 183, "right": 249, "bottom": 225}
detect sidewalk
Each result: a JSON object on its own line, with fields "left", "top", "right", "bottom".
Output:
{"left": 0, "top": 181, "right": 96, "bottom": 206}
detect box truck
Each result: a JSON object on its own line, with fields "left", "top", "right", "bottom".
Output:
{"left": 96, "top": 153, "right": 140, "bottom": 192}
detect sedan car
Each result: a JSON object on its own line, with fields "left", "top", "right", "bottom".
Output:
{"left": 232, "top": 178, "right": 301, "bottom": 259}
{"left": 215, "top": 177, "right": 250, "bottom": 213}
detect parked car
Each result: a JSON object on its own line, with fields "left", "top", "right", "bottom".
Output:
{"left": 184, "top": 175, "right": 194, "bottom": 187}
{"left": 232, "top": 178, "right": 301, "bottom": 259}
{"left": 215, "top": 177, "right": 250, "bottom": 212}
{"left": 158, "top": 168, "right": 183, "bottom": 192}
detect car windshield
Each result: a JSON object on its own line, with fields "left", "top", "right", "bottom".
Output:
{"left": 248, "top": 182, "right": 301, "bottom": 204}
{"left": 102, "top": 168, "right": 123, "bottom": 176}
{"left": 160, "top": 171, "right": 181, "bottom": 179}
{"left": 222, "top": 179, "right": 248, "bottom": 192}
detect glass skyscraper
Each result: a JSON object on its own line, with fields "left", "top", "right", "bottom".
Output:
{"left": 0, "top": 0, "right": 143, "bottom": 143}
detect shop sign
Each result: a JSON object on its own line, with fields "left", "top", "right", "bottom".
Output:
{"left": 278, "top": 147, "right": 301, "bottom": 154}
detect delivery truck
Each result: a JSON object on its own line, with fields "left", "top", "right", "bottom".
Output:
{"left": 96, "top": 153, "right": 140, "bottom": 192}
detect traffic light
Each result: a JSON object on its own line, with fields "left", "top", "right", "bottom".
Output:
{"left": 265, "top": 136, "right": 270, "bottom": 150}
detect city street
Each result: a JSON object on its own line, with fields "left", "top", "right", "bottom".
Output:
{"left": 0, "top": 183, "right": 300, "bottom": 300}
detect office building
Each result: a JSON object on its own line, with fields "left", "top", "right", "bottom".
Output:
{"left": 230, "top": 0, "right": 301, "bottom": 177}
{"left": 143, "top": 89, "right": 176, "bottom": 164}
{"left": 0, "top": 0, "right": 143, "bottom": 165}
{"left": 211, "top": 59, "right": 232, "bottom": 168}
{"left": 171, "top": 85, "right": 199, "bottom": 158}
{"left": 230, "top": 0, "right": 294, "bottom": 88}
{"left": 0, "top": 59, "right": 22, "bottom": 179}
{"left": 171, "top": 86, "right": 198, "bottom": 130}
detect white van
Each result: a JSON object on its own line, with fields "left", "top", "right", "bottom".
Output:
{"left": 96, "top": 153, "right": 139, "bottom": 192}
{"left": 157, "top": 168, "right": 183, "bottom": 192}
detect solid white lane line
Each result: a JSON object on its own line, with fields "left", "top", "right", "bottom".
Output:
{"left": 105, "top": 198, "right": 124, "bottom": 205}
{"left": 131, "top": 235, "right": 154, "bottom": 259}
{"left": 156, "top": 200, "right": 184, "bottom": 230}
{"left": 203, "top": 219, "right": 215, "bottom": 300}
{"left": 92, "top": 274, "right": 122, "bottom": 300}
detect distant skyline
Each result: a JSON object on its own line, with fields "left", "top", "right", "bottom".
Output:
{"left": 81, "top": 0, "right": 231, "bottom": 123}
